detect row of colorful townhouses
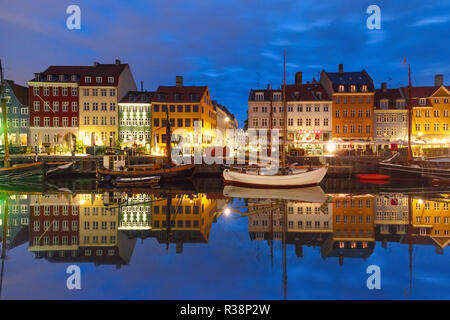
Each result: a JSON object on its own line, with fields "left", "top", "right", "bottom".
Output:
{"left": 1, "top": 60, "right": 238, "bottom": 153}
{"left": 248, "top": 64, "right": 450, "bottom": 155}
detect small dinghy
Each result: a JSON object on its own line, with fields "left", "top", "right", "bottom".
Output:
{"left": 113, "top": 176, "right": 160, "bottom": 187}
{"left": 356, "top": 174, "right": 390, "bottom": 180}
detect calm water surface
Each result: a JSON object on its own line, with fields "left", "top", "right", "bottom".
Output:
{"left": 0, "top": 178, "right": 449, "bottom": 299}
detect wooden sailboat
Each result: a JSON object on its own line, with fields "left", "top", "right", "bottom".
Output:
{"left": 0, "top": 59, "right": 44, "bottom": 180}
{"left": 379, "top": 64, "right": 450, "bottom": 180}
{"left": 222, "top": 51, "right": 328, "bottom": 188}
{"left": 97, "top": 107, "right": 195, "bottom": 183}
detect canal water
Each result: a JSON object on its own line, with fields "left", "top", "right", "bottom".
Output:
{"left": 0, "top": 178, "right": 449, "bottom": 299}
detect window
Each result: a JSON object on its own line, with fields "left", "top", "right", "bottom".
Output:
{"left": 110, "top": 103, "right": 116, "bottom": 111}
{"left": 71, "top": 87, "right": 77, "bottom": 96}
{"left": 62, "top": 102, "right": 68, "bottom": 112}
{"left": 96, "top": 76, "right": 102, "bottom": 83}
{"left": 93, "top": 103, "right": 98, "bottom": 111}
{"left": 62, "top": 87, "right": 68, "bottom": 96}
{"left": 43, "top": 87, "right": 49, "bottom": 96}
{"left": 72, "top": 102, "right": 78, "bottom": 112}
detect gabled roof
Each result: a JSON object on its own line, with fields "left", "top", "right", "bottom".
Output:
{"left": 248, "top": 87, "right": 282, "bottom": 101}
{"left": 322, "top": 69, "right": 374, "bottom": 93}
{"left": 285, "top": 83, "right": 331, "bottom": 101}
{"left": 119, "top": 91, "right": 155, "bottom": 104}
{"left": 374, "top": 88, "right": 405, "bottom": 109}
{"left": 154, "top": 86, "right": 207, "bottom": 103}
{"left": 6, "top": 80, "right": 28, "bottom": 106}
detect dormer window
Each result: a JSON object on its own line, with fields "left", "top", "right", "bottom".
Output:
{"left": 85, "top": 76, "right": 91, "bottom": 83}
{"left": 273, "top": 93, "right": 281, "bottom": 101}
{"left": 158, "top": 93, "right": 165, "bottom": 101}
{"left": 174, "top": 93, "right": 182, "bottom": 101}
{"left": 362, "top": 85, "right": 367, "bottom": 92}
{"left": 419, "top": 98, "right": 426, "bottom": 106}
{"left": 108, "top": 77, "right": 114, "bottom": 83}
{"left": 255, "top": 92, "right": 264, "bottom": 101}
{"left": 380, "top": 100, "right": 389, "bottom": 109}
{"left": 59, "top": 75, "right": 65, "bottom": 81}
{"left": 338, "top": 85, "right": 345, "bottom": 92}
{"left": 96, "top": 77, "right": 102, "bottom": 83}
{"left": 350, "top": 85, "right": 356, "bottom": 92}
{"left": 47, "top": 75, "right": 52, "bottom": 81}
{"left": 71, "top": 75, "right": 77, "bottom": 81}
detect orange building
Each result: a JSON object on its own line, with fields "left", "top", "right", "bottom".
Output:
{"left": 320, "top": 64, "right": 375, "bottom": 145}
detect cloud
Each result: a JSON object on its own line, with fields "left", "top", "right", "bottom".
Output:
{"left": 409, "top": 16, "right": 449, "bottom": 27}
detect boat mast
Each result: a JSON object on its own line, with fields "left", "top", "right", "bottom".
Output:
{"left": 282, "top": 51, "right": 287, "bottom": 173}
{"left": 0, "top": 195, "right": 9, "bottom": 298}
{"left": 165, "top": 107, "right": 172, "bottom": 168}
{"left": 0, "top": 60, "right": 10, "bottom": 168}
{"left": 407, "top": 64, "right": 412, "bottom": 166}
{"left": 269, "top": 84, "right": 273, "bottom": 158}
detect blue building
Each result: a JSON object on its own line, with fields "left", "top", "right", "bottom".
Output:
{"left": 1, "top": 80, "right": 29, "bottom": 146}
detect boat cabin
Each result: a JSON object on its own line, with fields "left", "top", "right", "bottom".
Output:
{"left": 103, "top": 155, "right": 126, "bottom": 171}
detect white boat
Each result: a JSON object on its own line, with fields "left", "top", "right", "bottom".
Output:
{"left": 223, "top": 185, "right": 327, "bottom": 203}
{"left": 222, "top": 166, "right": 327, "bottom": 188}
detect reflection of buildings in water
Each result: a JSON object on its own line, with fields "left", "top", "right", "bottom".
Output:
{"left": 323, "top": 195, "right": 375, "bottom": 265}
{"left": 411, "top": 197, "right": 450, "bottom": 253}
{"left": 248, "top": 195, "right": 376, "bottom": 264}
{"left": 116, "top": 193, "right": 219, "bottom": 254}
{"left": 248, "top": 200, "right": 333, "bottom": 257}
{"left": 149, "top": 194, "right": 217, "bottom": 253}
{"left": 28, "top": 193, "right": 135, "bottom": 267}
{"left": 0, "top": 194, "right": 30, "bottom": 250}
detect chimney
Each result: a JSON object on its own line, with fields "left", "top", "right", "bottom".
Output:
{"left": 115, "top": 59, "right": 121, "bottom": 65}
{"left": 435, "top": 74, "right": 444, "bottom": 87}
{"left": 267, "top": 83, "right": 270, "bottom": 90}
{"left": 381, "top": 82, "right": 387, "bottom": 92}
{"left": 295, "top": 72, "right": 303, "bottom": 85}
{"left": 338, "top": 64, "right": 344, "bottom": 74}
{"left": 93, "top": 61, "right": 99, "bottom": 67}
{"left": 176, "top": 76, "right": 183, "bottom": 87}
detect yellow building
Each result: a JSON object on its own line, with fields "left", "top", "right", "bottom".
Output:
{"left": 412, "top": 198, "right": 450, "bottom": 250}
{"left": 151, "top": 76, "right": 216, "bottom": 155}
{"left": 404, "top": 76, "right": 450, "bottom": 145}
{"left": 78, "top": 60, "right": 137, "bottom": 147}
{"left": 78, "top": 193, "right": 119, "bottom": 248}
{"left": 151, "top": 193, "right": 217, "bottom": 245}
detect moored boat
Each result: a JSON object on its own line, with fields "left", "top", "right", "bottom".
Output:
{"left": 223, "top": 166, "right": 327, "bottom": 188}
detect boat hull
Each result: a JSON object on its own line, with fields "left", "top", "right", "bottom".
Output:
{"left": 379, "top": 162, "right": 450, "bottom": 179}
{"left": 222, "top": 166, "right": 327, "bottom": 188}
{"left": 97, "top": 164, "right": 196, "bottom": 183}
{"left": 0, "top": 162, "right": 44, "bottom": 180}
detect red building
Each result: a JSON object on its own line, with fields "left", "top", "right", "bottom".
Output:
{"left": 28, "top": 195, "right": 80, "bottom": 254}
{"left": 28, "top": 71, "right": 80, "bottom": 151}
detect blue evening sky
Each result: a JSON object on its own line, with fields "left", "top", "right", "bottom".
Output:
{"left": 1, "top": 0, "right": 449, "bottom": 126}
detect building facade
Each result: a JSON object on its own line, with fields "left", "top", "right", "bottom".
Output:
{"left": 28, "top": 72, "right": 80, "bottom": 151}
{"left": 79, "top": 60, "right": 136, "bottom": 147}
{"left": 118, "top": 91, "right": 153, "bottom": 150}
{"left": 285, "top": 74, "right": 332, "bottom": 154}
{"left": 402, "top": 75, "right": 450, "bottom": 144}
{"left": 1, "top": 80, "right": 29, "bottom": 146}
{"left": 373, "top": 83, "right": 407, "bottom": 141}
{"left": 151, "top": 76, "right": 216, "bottom": 155}
{"left": 320, "top": 64, "right": 375, "bottom": 145}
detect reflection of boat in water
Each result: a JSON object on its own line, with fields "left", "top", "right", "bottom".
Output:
{"left": 113, "top": 175, "right": 160, "bottom": 187}
{"left": 223, "top": 185, "right": 327, "bottom": 203}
